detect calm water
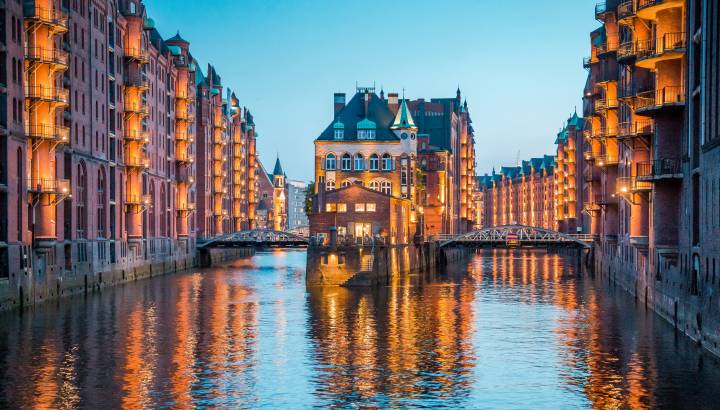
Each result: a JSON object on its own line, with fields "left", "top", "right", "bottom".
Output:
{"left": 1, "top": 249, "right": 720, "bottom": 409}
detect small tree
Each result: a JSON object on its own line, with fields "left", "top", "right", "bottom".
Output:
{"left": 304, "top": 182, "right": 315, "bottom": 215}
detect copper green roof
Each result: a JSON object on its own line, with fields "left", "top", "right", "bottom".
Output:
{"left": 357, "top": 118, "right": 376, "bottom": 130}
{"left": 272, "top": 156, "right": 284, "bottom": 176}
{"left": 391, "top": 98, "right": 417, "bottom": 129}
{"left": 333, "top": 120, "right": 344, "bottom": 129}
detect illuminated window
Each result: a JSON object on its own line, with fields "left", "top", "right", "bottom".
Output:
{"left": 326, "top": 180, "right": 335, "bottom": 190}
{"left": 366, "top": 203, "right": 376, "bottom": 212}
{"left": 369, "top": 181, "right": 380, "bottom": 191}
{"left": 325, "top": 203, "right": 337, "bottom": 212}
{"left": 355, "top": 203, "right": 365, "bottom": 212}
{"left": 354, "top": 153, "right": 364, "bottom": 171}
{"left": 341, "top": 180, "right": 351, "bottom": 188}
{"left": 337, "top": 203, "right": 347, "bottom": 213}
{"left": 381, "top": 181, "right": 391, "bottom": 195}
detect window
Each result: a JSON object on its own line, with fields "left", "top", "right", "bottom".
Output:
{"left": 355, "top": 203, "right": 365, "bottom": 212}
{"left": 341, "top": 153, "right": 351, "bottom": 171}
{"left": 382, "top": 154, "right": 393, "bottom": 171}
{"left": 369, "top": 154, "right": 379, "bottom": 171}
{"left": 337, "top": 203, "right": 347, "bottom": 213}
{"left": 325, "top": 153, "right": 336, "bottom": 170}
{"left": 381, "top": 181, "right": 392, "bottom": 195}
{"left": 325, "top": 180, "right": 335, "bottom": 190}
{"left": 341, "top": 180, "right": 352, "bottom": 188}
{"left": 354, "top": 153, "right": 364, "bottom": 171}
{"left": 357, "top": 129, "right": 376, "bottom": 140}
{"left": 97, "top": 168, "right": 106, "bottom": 238}
{"left": 77, "top": 162, "right": 87, "bottom": 238}
{"left": 369, "top": 181, "right": 380, "bottom": 191}
{"left": 325, "top": 203, "right": 337, "bottom": 212}
{"left": 366, "top": 203, "right": 376, "bottom": 212}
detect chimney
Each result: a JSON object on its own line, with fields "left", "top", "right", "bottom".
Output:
{"left": 388, "top": 93, "right": 399, "bottom": 114}
{"left": 333, "top": 93, "right": 345, "bottom": 118}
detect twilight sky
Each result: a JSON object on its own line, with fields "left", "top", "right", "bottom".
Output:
{"left": 144, "top": 0, "right": 597, "bottom": 181}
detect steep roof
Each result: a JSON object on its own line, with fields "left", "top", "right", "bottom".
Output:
{"left": 316, "top": 92, "right": 398, "bottom": 142}
{"left": 391, "top": 98, "right": 417, "bottom": 129}
{"left": 272, "top": 156, "right": 284, "bottom": 176}
{"left": 166, "top": 31, "right": 188, "bottom": 44}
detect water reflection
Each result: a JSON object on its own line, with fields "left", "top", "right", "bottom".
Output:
{"left": 0, "top": 249, "right": 718, "bottom": 408}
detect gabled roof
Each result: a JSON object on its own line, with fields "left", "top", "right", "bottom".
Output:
{"left": 316, "top": 92, "right": 398, "bottom": 142}
{"left": 166, "top": 31, "right": 188, "bottom": 44}
{"left": 391, "top": 98, "right": 417, "bottom": 129}
{"left": 322, "top": 182, "right": 405, "bottom": 201}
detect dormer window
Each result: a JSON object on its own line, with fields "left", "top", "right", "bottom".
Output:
{"left": 333, "top": 120, "right": 344, "bottom": 140}
{"left": 357, "top": 118, "right": 376, "bottom": 140}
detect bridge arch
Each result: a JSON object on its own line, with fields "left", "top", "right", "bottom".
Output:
{"left": 439, "top": 225, "right": 592, "bottom": 248}
{"left": 197, "top": 229, "right": 309, "bottom": 248}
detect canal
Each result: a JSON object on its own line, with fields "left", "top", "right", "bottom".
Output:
{"left": 1, "top": 249, "right": 719, "bottom": 408}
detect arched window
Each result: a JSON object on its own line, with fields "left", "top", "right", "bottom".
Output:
{"left": 16, "top": 148, "right": 22, "bottom": 241}
{"left": 341, "top": 180, "right": 352, "bottom": 188}
{"left": 148, "top": 182, "right": 155, "bottom": 237}
{"left": 369, "top": 180, "right": 380, "bottom": 191}
{"left": 129, "top": 2, "right": 137, "bottom": 14}
{"left": 382, "top": 153, "right": 393, "bottom": 171}
{"left": 354, "top": 153, "right": 364, "bottom": 171}
{"left": 341, "top": 153, "right": 351, "bottom": 171}
{"left": 381, "top": 181, "right": 392, "bottom": 195}
{"left": 325, "top": 180, "right": 335, "bottom": 191}
{"left": 325, "top": 153, "right": 336, "bottom": 170}
{"left": 77, "top": 162, "right": 87, "bottom": 238}
{"left": 159, "top": 183, "right": 166, "bottom": 237}
{"left": 97, "top": 168, "right": 106, "bottom": 238}
{"left": 369, "top": 154, "right": 379, "bottom": 171}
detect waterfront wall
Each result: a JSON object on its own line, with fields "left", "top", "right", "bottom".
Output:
{"left": 306, "top": 242, "right": 468, "bottom": 287}
{"left": 594, "top": 244, "right": 720, "bottom": 358}
{"left": 0, "top": 246, "right": 254, "bottom": 312}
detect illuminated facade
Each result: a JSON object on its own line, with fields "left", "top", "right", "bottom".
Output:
{"left": 476, "top": 156, "right": 556, "bottom": 230}
{"left": 0, "top": 0, "right": 259, "bottom": 307}
{"left": 310, "top": 86, "right": 477, "bottom": 242}
{"left": 582, "top": 0, "right": 720, "bottom": 356}
{"left": 554, "top": 111, "right": 587, "bottom": 234}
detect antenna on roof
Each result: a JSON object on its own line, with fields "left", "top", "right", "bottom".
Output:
{"left": 516, "top": 150, "right": 520, "bottom": 167}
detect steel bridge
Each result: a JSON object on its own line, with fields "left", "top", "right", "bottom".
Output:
{"left": 437, "top": 225, "right": 594, "bottom": 248}
{"left": 197, "top": 229, "right": 309, "bottom": 248}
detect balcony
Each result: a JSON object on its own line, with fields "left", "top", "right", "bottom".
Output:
{"left": 125, "top": 156, "right": 149, "bottom": 169}
{"left": 636, "top": 86, "right": 685, "bottom": 115}
{"left": 595, "top": 2, "right": 612, "bottom": 20}
{"left": 213, "top": 133, "right": 224, "bottom": 145}
{"left": 595, "top": 154, "right": 619, "bottom": 167}
{"left": 176, "top": 111, "right": 194, "bottom": 122}
{"left": 176, "top": 203, "right": 196, "bottom": 213}
{"left": 175, "top": 152, "right": 193, "bottom": 164}
{"left": 637, "top": 158, "right": 683, "bottom": 181}
{"left": 124, "top": 130, "right": 149, "bottom": 144}
{"left": 25, "top": 123, "right": 70, "bottom": 144}
{"left": 25, "top": 7, "right": 69, "bottom": 34}
{"left": 123, "top": 47, "right": 150, "bottom": 64}
{"left": 617, "top": 1, "right": 635, "bottom": 21}
{"left": 636, "top": 32, "right": 686, "bottom": 69}
{"left": 176, "top": 92, "right": 194, "bottom": 102}
{"left": 123, "top": 102, "right": 149, "bottom": 116}
{"left": 25, "top": 85, "right": 69, "bottom": 106}
{"left": 24, "top": 47, "right": 69, "bottom": 70}
{"left": 583, "top": 56, "right": 594, "bottom": 69}
{"left": 125, "top": 194, "right": 152, "bottom": 206}
{"left": 124, "top": 74, "right": 149, "bottom": 89}
{"left": 594, "top": 98, "right": 618, "bottom": 112}
{"left": 176, "top": 132, "right": 191, "bottom": 142}
{"left": 618, "top": 120, "right": 654, "bottom": 138}
{"left": 595, "top": 40, "right": 619, "bottom": 56}
{"left": 637, "top": 0, "right": 685, "bottom": 20}
{"left": 617, "top": 41, "right": 636, "bottom": 62}
{"left": 583, "top": 148, "right": 598, "bottom": 161}
{"left": 27, "top": 178, "right": 71, "bottom": 196}
{"left": 176, "top": 169, "right": 194, "bottom": 184}
{"left": 617, "top": 176, "right": 652, "bottom": 194}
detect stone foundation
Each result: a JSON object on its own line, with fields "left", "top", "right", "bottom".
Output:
{"left": 593, "top": 242, "right": 720, "bottom": 358}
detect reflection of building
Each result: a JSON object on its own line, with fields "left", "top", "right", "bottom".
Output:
{"left": 287, "top": 180, "right": 309, "bottom": 234}
{"left": 310, "top": 86, "right": 477, "bottom": 241}
{"left": 476, "top": 156, "right": 556, "bottom": 229}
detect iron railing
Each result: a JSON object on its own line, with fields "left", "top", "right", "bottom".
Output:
{"left": 124, "top": 130, "right": 149, "bottom": 143}
{"left": 617, "top": 1, "right": 634, "bottom": 19}
{"left": 25, "top": 85, "right": 69, "bottom": 104}
{"left": 636, "top": 32, "right": 686, "bottom": 61}
{"left": 617, "top": 176, "right": 652, "bottom": 193}
{"left": 125, "top": 194, "right": 152, "bottom": 205}
{"left": 619, "top": 119, "right": 654, "bottom": 136}
{"left": 636, "top": 86, "right": 685, "bottom": 111}
{"left": 25, "top": 123, "right": 70, "bottom": 142}
{"left": 637, "top": 158, "right": 682, "bottom": 178}
{"left": 25, "top": 7, "right": 69, "bottom": 31}
{"left": 25, "top": 47, "right": 69, "bottom": 67}
{"left": 27, "top": 178, "right": 70, "bottom": 194}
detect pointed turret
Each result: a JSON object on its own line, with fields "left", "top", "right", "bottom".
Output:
{"left": 272, "top": 156, "right": 284, "bottom": 176}
{"left": 390, "top": 98, "right": 417, "bottom": 130}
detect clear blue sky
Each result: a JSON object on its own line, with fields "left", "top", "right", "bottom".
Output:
{"left": 145, "top": 0, "right": 597, "bottom": 181}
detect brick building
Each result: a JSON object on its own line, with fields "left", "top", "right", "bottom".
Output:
{"left": 0, "top": 0, "right": 260, "bottom": 305}
{"left": 476, "top": 156, "right": 556, "bottom": 230}
{"left": 579, "top": 0, "right": 720, "bottom": 354}
{"left": 554, "top": 111, "right": 587, "bottom": 234}
{"left": 310, "top": 86, "right": 476, "bottom": 243}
